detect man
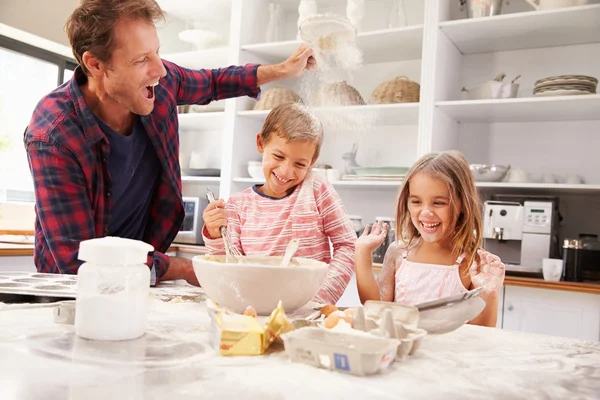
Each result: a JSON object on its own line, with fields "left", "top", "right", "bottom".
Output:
{"left": 24, "top": 0, "right": 316, "bottom": 285}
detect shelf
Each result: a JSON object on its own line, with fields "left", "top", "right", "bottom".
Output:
{"left": 475, "top": 182, "right": 600, "bottom": 194}
{"left": 435, "top": 95, "right": 600, "bottom": 123}
{"left": 439, "top": 4, "right": 600, "bottom": 54}
{"left": 233, "top": 178, "right": 402, "bottom": 189}
{"left": 182, "top": 176, "right": 221, "bottom": 183}
{"left": 238, "top": 103, "right": 419, "bottom": 126}
{"left": 162, "top": 48, "right": 229, "bottom": 70}
{"left": 330, "top": 180, "right": 402, "bottom": 188}
{"left": 241, "top": 25, "right": 424, "bottom": 64}
{"left": 234, "top": 178, "right": 600, "bottom": 193}
{"left": 178, "top": 112, "right": 225, "bottom": 131}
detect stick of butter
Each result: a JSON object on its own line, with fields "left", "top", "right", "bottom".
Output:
{"left": 209, "top": 300, "right": 294, "bottom": 356}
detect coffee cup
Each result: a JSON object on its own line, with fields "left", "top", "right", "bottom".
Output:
{"left": 542, "top": 258, "right": 563, "bottom": 282}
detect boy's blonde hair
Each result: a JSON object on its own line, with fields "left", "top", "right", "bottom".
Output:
{"left": 259, "top": 103, "right": 324, "bottom": 163}
{"left": 396, "top": 150, "right": 483, "bottom": 271}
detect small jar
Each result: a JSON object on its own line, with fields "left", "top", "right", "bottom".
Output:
{"left": 75, "top": 237, "right": 154, "bottom": 341}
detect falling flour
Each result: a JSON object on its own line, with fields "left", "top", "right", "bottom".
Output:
{"left": 299, "top": 31, "right": 379, "bottom": 140}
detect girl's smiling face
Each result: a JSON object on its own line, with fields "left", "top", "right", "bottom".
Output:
{"left": 408, "top": 172, "right": 459, "bottom": 244}
{"left": 256, "top": 133, "right": 317, "bottom": 198}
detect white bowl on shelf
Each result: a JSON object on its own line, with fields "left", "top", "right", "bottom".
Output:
{"left": 247, "top": 162, "right": 264, "bottom": 180}
{"left": 178, "top": 29, "right": 227, "bottom": 50}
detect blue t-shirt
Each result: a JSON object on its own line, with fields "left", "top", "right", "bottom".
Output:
{"left": 95, "top": 116, "right": 162, "bottom": 240}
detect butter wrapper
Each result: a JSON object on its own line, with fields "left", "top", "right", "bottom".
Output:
{"left": 208, "top": 300, "right": 293, "bottom": 356}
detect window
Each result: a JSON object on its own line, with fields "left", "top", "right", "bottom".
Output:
{"left": 0, "top": 35, "right": 77, "bottom": 198}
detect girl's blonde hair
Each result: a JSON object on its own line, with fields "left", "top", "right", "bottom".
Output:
{"left": 396, "top": 150, "right": 482, "bottom": 270}
{"left": 259, "top": 103, "right": 324, "bottom": 162}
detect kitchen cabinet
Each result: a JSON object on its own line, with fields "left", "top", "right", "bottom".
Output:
{"left": 503, "top": 285, "right": 600, "bottom": 341}
{"left": 0, "top": 256, "right": 35, "bottom": 272}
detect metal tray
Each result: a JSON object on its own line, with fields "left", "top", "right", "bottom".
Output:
{"left": 0, "top": 271, "right": 77, "bottom": 302}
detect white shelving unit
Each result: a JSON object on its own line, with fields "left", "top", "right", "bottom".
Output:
{"left": 238, "top": 103, "right": 420, "bottom": 126}
{"left": 241, "top": 25, "right": 424, "bottom": 64}
{"left": 439, "top": 4, "right": 600, "bottom": 54}
{"left": 157, "top": 0, "right": 600, "bottom": 227}
{"left": 178, "top": 112, "right": 225, "bottom": 131}
{"left": 436, "top": 95, "right": 600, "bottom": 123}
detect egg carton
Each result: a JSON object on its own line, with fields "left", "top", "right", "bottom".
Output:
{"left": 281, "top": 327, "right": 398, "bottom": 376}
{"left": 0, "top": 271, "right": 77, "bottom": 300}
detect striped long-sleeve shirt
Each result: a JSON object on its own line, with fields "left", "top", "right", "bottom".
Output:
{"left": 203, "top": 173, "right": 357, "bottom": 304}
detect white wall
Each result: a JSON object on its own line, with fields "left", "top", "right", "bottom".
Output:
{"left": 0, "top": 0, "right": 78, "bottom": 46}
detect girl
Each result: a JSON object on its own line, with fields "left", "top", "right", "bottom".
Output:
{"left": 202, "top": 103, "right": 356, "bottom": 305}
{"left": 355, "top": 150, "right": 505, "bottom": 327}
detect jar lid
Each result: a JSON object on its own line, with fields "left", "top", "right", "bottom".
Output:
{"left": 78, "top": 237, "right": 154, "bottom": 264}
{"left": 563, "top": 239, "right": 581, "bottom": 249}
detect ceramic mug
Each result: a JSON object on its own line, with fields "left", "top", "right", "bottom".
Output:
{"left": 506, "top": 168, "right": 529, "bottom": 183}
{"left": 542, "top": 258, "right": 563, "bottom": 282}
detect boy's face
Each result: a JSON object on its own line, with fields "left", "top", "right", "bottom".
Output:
{"left": 256, "top": 133, "right": 317, "bottom": 198}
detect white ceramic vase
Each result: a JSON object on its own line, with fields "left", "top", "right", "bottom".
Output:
{"left": 346, "top": 0, "right": 366, "bottom": 32}
{"left": 297, "top": 0, "right": 318, "bottom": 39}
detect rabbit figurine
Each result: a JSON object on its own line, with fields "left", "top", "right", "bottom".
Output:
{"left": 342, "top": 143, "right": 361, "bottom": 175}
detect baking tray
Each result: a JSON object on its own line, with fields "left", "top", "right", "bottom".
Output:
{"left": 0, "top": 271, "right": 77, "bottom": 303}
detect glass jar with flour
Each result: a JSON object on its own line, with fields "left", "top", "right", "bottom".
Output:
{"left": 75, "top": 236, "right": 153, "bottom": 341}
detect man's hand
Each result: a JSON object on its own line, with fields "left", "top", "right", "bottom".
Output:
{"left": 256, "top": 44, "right": 317, "bottom": 85}
{"left": 160, "top": 256, "right": 200, "bottom": 286}
{"left": 281, "top": 44, "right": 317, "bottom": 78}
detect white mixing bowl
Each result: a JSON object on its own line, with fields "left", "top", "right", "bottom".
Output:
{"left": 192, "top": 255, "right": 329, "bottom": 315}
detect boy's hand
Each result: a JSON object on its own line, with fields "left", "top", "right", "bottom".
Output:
{"left": 202, "top": 199, "right": 227, "bottom": 239}
{"left": 356, "top": 221, "right": 389, "bottom": 254}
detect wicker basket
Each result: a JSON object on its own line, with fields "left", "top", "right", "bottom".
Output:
{"left": 370, "top": 76, "right": 420, "bottom": 104}
{"left": 253, "top": 85, "right": 302, "bottom": 110}
{"left": 313, "top": 81, "right": 365, "bottom": 107}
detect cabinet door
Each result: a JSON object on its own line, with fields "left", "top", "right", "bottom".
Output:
{"left": 503, "top": 286, "right": 600, "bottom": 341}
{"left": 0, "top": 256, "right": 36, "bottom": 272}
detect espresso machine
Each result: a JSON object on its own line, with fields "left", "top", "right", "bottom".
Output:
{"left": 482, "top": 196, "right": 560, "bottom": 274}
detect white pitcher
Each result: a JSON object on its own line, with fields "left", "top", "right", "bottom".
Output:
{"left": 525, "top": 0, "right": 590, "bottom": 10}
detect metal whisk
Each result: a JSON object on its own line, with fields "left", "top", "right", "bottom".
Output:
{"left": 206, "top": 189, "right": 244, "bottom": 263}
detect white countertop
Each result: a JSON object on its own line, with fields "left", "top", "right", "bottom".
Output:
{"left": 0, "top": 288, "right": 598, "bottom": 400}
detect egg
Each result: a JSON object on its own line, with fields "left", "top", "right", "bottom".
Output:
{"left": 324, "top": 313, "right": 341, "bottom": 329}
{"left": 320, "top": 304, "right": 338, "bottom": 317}
{"left": 243, "top": 305, "right": 257, "bottom": 318}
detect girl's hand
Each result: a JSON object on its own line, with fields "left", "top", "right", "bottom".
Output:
{"left": 356, "top": 221, "right": 389, "bottom": 254}
{"left": 202, "top": 199, "right": 227, "bottom": 239}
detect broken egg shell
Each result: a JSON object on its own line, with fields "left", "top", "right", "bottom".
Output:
{"left": 323, "top": 312, "right": 353, "bottom": 329}
{"left": 243, "top": 305, "right": 257, "bottom": 318}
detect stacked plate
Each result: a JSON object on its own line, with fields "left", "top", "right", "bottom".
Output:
{"left": 534, "top": 75, "right": 597, "bottom": 97}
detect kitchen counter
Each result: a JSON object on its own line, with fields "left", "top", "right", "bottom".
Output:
{"left": 0, "top": 289, "right": 598, "bottom": 400}
{"left": 373, "top": 265, "right": 600, "bottom": 295}
{"left": 504, "top": 276, "right": 600, "bottom": 295}
{"left": 0, "top": 243, "right": 206, "bottom": 257}
{"left": 0, "top": 242, "right": 34, "bottom": 256}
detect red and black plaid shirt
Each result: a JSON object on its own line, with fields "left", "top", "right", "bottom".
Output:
{"left": 24, "top": 60, "right": 260, "bottom": 280}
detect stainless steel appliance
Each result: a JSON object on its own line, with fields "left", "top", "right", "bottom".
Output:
{"left": 483, "top": 199, "right": 559, "bottom": 274}
{"left": 562, "top": 234, "right": 600, "bottom": 282}
{"left": 173, "top": 197, "right": 209, "bottom": 245}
